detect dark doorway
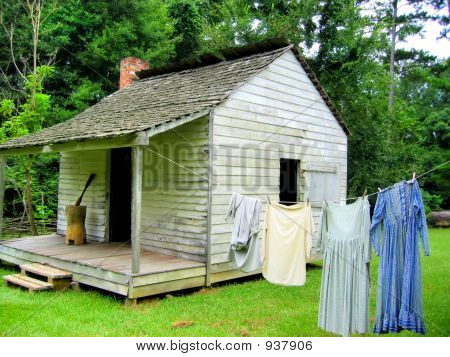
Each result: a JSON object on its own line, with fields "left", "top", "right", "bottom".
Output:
{"left": 109, "top": 148, "right": 132, "bottom": 242}
{"left": 279, "top": 158, "right": 299, "bottom": 205}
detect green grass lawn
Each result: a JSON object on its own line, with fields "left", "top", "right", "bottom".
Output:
{"left": 0, "top": 228, "right": 448, "bottom": 337}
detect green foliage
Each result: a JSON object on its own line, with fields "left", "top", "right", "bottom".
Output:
{"left": 2, "top": 154, "right": 58, "bottom": 219}
{"left": 422, "top": 190, "right": 444, "bottom": 218}
{"left": 168, "top": 0, "right": 204, "bottom": 60}
{"left": 0, "top": 65, "right": 54, "bottom": 142}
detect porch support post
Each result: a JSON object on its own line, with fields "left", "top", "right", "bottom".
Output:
{"left": 131, "top": 146, "right": 143, "bottom": 274}
{"left": 0, "top": 156, "right": 5, "bottom": 239}
{"left": 206, "top": 110, "right": 214, "bottom": 286}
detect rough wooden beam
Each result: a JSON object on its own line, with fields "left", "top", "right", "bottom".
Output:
{"left": 206, "top": 111, "right": 214, "bottom": 286}
{"left": 104, "top": 150, "right": 112, "bottom": 242}
{"left": 0, "top": 133, "right": 148, "bottom": 157}
{"left": 131, "top": 146, "right": 143, "bottom": 274}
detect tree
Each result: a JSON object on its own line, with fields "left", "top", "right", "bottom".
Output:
{"left": 377, "top": 0, "right": 450, "bottom": 112}
{"left": 168, "top": 0, "right": 204, "bottom": 60}
{"left": 0, "top": 0, "right": 56, "bottom": 235}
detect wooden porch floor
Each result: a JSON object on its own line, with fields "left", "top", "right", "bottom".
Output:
{"left": 0, "top": 234, "right": 206, "bottom": 298}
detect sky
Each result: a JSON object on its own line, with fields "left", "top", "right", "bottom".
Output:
{"left": 302, "top": 1, "right": 449, "bottom": 59}
{"left": 400, "top": 4, "right": 449, "bottom": 59}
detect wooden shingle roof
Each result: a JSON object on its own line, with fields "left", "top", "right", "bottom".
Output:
{"left": 0, "top": 40, "right": 348, "bottom": 152}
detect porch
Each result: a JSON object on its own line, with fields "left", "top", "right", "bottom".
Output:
{"left": 0, "top": 234, "right": 206, "bottom": 298}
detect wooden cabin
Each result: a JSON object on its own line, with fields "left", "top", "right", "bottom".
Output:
{"left": 0, "top": 40, "right": 349, "bottom": 299}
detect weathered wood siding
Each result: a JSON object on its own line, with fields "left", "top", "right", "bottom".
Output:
{"left": 210, "top": 50, "right": 348, "bottom": 271}
{"left": 140, "top": 116, "right": 209, "bottom": 262}
{"left": 57, "top": 150, "right": 108, "bottom": 241}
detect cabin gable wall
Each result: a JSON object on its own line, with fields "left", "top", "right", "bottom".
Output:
{"left": 209, "top": 50, "right": 348, "bottom": 272}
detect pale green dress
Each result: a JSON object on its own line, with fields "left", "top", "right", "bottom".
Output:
{"left": 316, "top": 197, "right": 371, "bottom": 336}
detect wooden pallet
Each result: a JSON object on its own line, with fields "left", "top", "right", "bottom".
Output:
{"left": 3, "top": 274, "right": 53, "bottom": 292}
{"left": 20, "top": 263, "right": 72, "bottom": 290}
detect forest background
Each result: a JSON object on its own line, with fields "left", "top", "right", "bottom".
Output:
{"left": 0, "top": 0, "right": 448, "bottom": 232}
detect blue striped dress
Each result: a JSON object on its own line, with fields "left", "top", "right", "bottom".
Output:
{"left": 370, "top": 180, "right": 430, "bottom": 334}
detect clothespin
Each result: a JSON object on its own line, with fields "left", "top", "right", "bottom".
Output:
{"left": 307, "top": 197, "right": 310, "bottom": 205}
{"left": 267, "top": 195, "right": 271, "bottom": 204}
{"left": 412, "top": 172, "right": 416, "bottom": 181}
{"left": 378, "top": 187, "right": 382, "bottom": 192}
{"left": 363, "top": 189, "right": 367, "bottom": 197}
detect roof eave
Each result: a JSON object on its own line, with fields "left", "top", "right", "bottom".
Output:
{"left": 0, "top": 132, "right": 148, "bottom": 157}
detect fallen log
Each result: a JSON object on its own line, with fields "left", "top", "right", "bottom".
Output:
{"left": 430, "top": 210, "right": 450, "bottom": 228}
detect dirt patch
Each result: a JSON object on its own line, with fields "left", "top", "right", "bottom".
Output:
{"left": 243, "top": 317, "right": 271, "bottom": 330}
{"left": 123, "top": 298, "right": 161, "bottom": 312}
{"left": 239, "top": 328, "right": 250, "bottom": 337}
{"left": 211, "top": 320, "right": 225, "bottom": 328}
{"left": 172, "top": 320, "right": 194, "bottom": 328}
{"left": 194, "top": 287, "right": 221, "bottom": 295}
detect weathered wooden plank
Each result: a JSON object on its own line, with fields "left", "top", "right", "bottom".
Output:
{"left": 238, "top": 85, "right": 335, "bottom": 118}
{"left": 212, "top": 145, "right": 347, "bottom": 163}
{"left": 0, "top": 251, "right": 29, "bottom": 266}
{"left": 141, "top": 239, "right": 206, "bottom": 255}
{"left": 214, "top": 106, "right": 346, "bottom": 138}
{"left": 141, "top": 244, "right": 206, "bottom": 263}
{"left": 139, "top": 211, "right": 208, "bottom": 227}
{"left": 142, "top": 221, "right": 207, "bottom": 234}
{"left": 4, "top": 274, "right": 53, "bottom": 291}
{"left": 50, "top": 246, "right": 130, "bottom": 261}
{"left": 72, "top": 273, "right": 128, "bottom": 296}
{"left": 129, "top": 276, "right": 205, "bottom": 298}
{"left": 20, "top": 263, "right": 72, "bottom": 279}
{"left": 2, "top": 233, "right": 63, "bottom": 243}
{"left": 132, "top": 266, "right": 206, "bottom": 287}
{"left": 223, "top": 97, "right": 341, "bottom": 131}
{"left": 213, "top": 142, "right": 347, "bottom": 161}
{"left": 214, "top": 130, "right": 346, "bottom": 153}
{"left": 141, "top": 227, "right": 207, "bottom": 240}
{"left": 141, "top": 233, "right": 206, "bottom": 248}
{"left": 214, "top": 116, "right": 347, "bottom": 144}
{"left": 138, "top": 259, "right": 204, "bottom": 275}
{"left": 210, "top": 268, "right": 261, "bottom": 284}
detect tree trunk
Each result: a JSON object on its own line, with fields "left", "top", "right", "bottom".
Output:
{"left": 25, "top": 159, "right": 38, "bottom": 235}
{"left": 388, "top": 0, "right": 398, "bottom": 113}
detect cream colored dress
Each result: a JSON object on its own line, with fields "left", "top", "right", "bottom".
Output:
{"left": 262, "top": 202, "right": 315, "bottom": 286}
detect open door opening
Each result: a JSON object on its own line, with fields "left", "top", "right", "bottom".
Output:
{"left": 109, "top": 148, "right": 132, "bottom": 242}
{"left": 279, "top": 158, "right": 299, "bottom": 205}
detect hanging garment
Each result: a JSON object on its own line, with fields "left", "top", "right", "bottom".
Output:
{"left": 262, "top": 202, "right": 314, "bottom": 286}
{"left": 226, "top": 193, "right": 262, "bottom": 272}
{"left": 371, "top": 180, "right": 430, "bottom": 334}
{"left": 316, "top": 197, "right": 371, "bottom": 336}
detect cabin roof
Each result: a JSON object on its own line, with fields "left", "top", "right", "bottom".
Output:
{"left": 0, "top": 39, "right": 349, "bottom": 152}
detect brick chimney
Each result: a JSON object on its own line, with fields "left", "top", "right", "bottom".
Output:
{"left": 119, "top": 57, "right": 149, "bottom": 89}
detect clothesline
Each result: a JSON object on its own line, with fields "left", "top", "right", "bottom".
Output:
{"left": 144, "top": 145, "right": 449, "bottom": 204}
{"left": 264, "top": 160, "right": 449, "bottom": 204}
